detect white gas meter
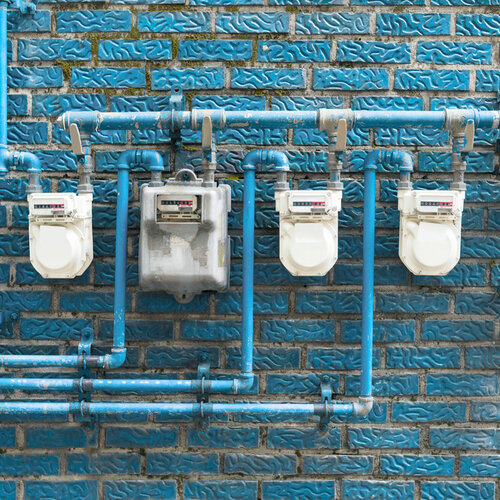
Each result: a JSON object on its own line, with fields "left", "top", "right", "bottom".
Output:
{"left": 398, "top": 189, "right": 464, "bottom": 275}
{"left": 28, "top": 192, "right": 93, "bottom": 279}
{"left": 139, "top": 169, "right": 231, "bottom": 302}
{"left": 275, "top": 189, "right": 342, "bottom": 276}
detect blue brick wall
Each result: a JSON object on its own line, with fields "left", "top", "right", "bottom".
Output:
{"left": 1, "top": 1, "right": 499, "bottom": 499}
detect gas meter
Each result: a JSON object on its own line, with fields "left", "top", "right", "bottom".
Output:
{"left": 139, "top": 169, "right": 231, "bottom": 302}
{"left": 398, "top": 189, "right": 464, "bottom": 275}
{"left": 28, "top": 192, "right": 93, "bottom": 279}
{"left": 275, "top": 189, "right": 342, "bottom": 276}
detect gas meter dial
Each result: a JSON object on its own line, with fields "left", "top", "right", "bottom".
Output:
{"left": 275, "top": 189, "right": 342, "bottom": 276}
{"left": 398, "top": 189, "right": 464, "bottom": 276}
{"left": 28, "top": 192, "right": 93, "bottom": 279}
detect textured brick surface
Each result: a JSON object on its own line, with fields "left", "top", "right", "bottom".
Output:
{"left": 2, "top": 1, "right": 500, "bottom": 498}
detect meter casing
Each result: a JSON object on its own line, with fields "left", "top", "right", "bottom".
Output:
{"left": 398, "top": 189, "right": 464, "bottom": 276}
{"left": 139, "top": 174, "right": 231, "bottom": 301}
{"left": 276, "top": 189, "right": 342, "bottom": 276}
{"left": 28, "top": 192, "right": 93, "bottom": 279}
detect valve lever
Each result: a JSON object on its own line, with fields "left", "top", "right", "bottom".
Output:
{"left": 335, "top": 119, "right": 348, "bottom": 151}
{"left": 462, "top": 119, "right": 475, "bottom": 152}
{"left": 69, "top": 123, "right": 84, "bottom": 156}
{"left": 202, "top": 116, "right": 213, "bottom": 150}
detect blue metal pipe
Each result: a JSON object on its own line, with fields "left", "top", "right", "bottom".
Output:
{"left": 0, "top": 401, "right": 355, "bottom": 418}
{"left": 360, "top": 151, "right": 378, "bottom": 400}
{"left": 57, "top": 109, "right": 500, "bottom": 134}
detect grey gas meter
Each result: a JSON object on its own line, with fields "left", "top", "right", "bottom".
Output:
{"left": 139, "top": 169, "right": 231, "bottom": 302}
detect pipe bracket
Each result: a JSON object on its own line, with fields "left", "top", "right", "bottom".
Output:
{"left": 319, "top": 375, "right": 333, "bottom": 431}
{"left": 197, "top": 358, "right": 211, "bottom": 428}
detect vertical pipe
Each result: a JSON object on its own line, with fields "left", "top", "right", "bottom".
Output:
{"left": 361, "top": 152, "right": 377, "bottom": 398}
{"left": 113, "top": 166, "right": 129, "bottom": 355}
{"left": 241, "top": 164, "right": 255, "bottom": 376}
{"left": 0, "top": 1, "right": 7, "bottom": 150}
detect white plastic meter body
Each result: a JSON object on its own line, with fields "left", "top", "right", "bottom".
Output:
{"left": 398, "top": 189, "right": 465, "bottom": 275}
{"left": 275, "top": 189, "right": 342, "bottom": 276}
{"left": 139, "top": 174, "right": 231, "bottom": 302}
{"left": 28, "top": 192, "right": 93, "bottom": 279}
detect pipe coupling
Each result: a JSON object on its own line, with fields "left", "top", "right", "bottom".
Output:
{"left": 318, "top": 109, "right": 355, "bottom": 132}
{"left": 191, "top": 109, "right": 226, "bottom": 131}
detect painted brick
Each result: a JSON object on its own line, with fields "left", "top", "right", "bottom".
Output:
{"left": 314, "top": 69, "right": 389, "bottom": 90}
{"left": 307, "top": 348, "right": 381, "bottom": 370}
{"left": 232, "top": 68, "right": 305, "bottom": 90}
{"left": 334, "top": 264, "right": 407, "bottom": 286}
{"left": 8, "top": 94, "right": 28, "bottom": 116}
{"left": 376, "top": 293, "right": 449, "bottom": 313}
{"left": 377, "top": 13, "right": 450, "bottom": 35}
{"left": 20, "top": 318, "right": 91, "bottom": 340}
{"left": 225, "top": 453, "right": 296, "bottom": 474}
{"left": 184, "top": 481, "right": 258, "bottom": 500}
{"left": 261, "top": 319, "right": 334, "bottom": 342}
{"left": 395, "top": 70, "right": 469, "bottom": 91}
{"left": 8, "top": 67, "right": 62, "bottom": 88}
{"left": 0, "top": 454, "right": 56, "bottom": 475}
{"left": 179, "top": 40, "right": 251, "bottom": 61}
{"left": 187, "top": 427, "right": 259, "bottom": 448}
{"left": 427, "top": 374, "right": 498, "bottom": 396}
{"left": 24, "top": 481, "right": 98, "bottom": 500}
{"left": 258, "top": 41, "right": 330, "bottom": 62}
{"left": 0, "top": 291, "right": 51, "bottom": 311}
{"left": 71, "top": 68, "right": 145, "bottom": 88}
{"left": 460, "top": 456, "right": 500, "bottom": 477}
{"left": 417, "top": 42, "right": 491, "bottom": 65}
{"left": 137, "top": 12, "right": 211, "bottom": 33}
{"left": 456, "top": 14, "right": 500, "bottom": 35}
{"left": 152, "top": 68, "right": 224, "bottom": 90}
{"left": 462, "top": 236, "right": 500, "bottom": 258}
{"left": 348, "top": 428, "right": 419, "bottom": 449}
{"left": 413, "top": 264, "right": 486, "bottom": 287}
{"left": 421, "top": 481, "right": 494, "bottom": 500}
{"left": 465, "top": 347, "right": 500, "bottom": 370}
{"left": 227, "top": 346, "right": 300, "bottom": 370}
{"left": 337, "top": 41, "right": 410, "bottom": 64}
{"left": 18, "top": 39, "right": 91, "bottom": 61}
{"left": 392, "top": 403, "right": 466, "bottom": 423}
{"left": 57, "top": 11, "right": 131, "bottom": 32}
{"left": 147, "top": 453, "right": 219, "bottom": 475}
{"left": 146, "top": 346, "right": 219, "bottom": 369}
{"left": 296, "top": 13, "right": 370, "bottom": 34}
{"left": 262, "top": 481, "right": 335, "bottom": 500}
{"left": 103, "top": 481, "right": 177, "bottom": 500}
{"left": 60, "top": 291, "right": 130, "bottom": 312}
{"left": 296, "top": 291, "right": 361, "bottom": 313}
{"left": 0, "top": 483, "right": 15, "bottom": 500}
{"left": 341, "top": 320, "right": 415, "bottom": 343}
{"left": 303, "top": 455, "right": 373, "bottom": 475}
{"left": 136, "top": 292, "right": 209, "bottom": 313}
{"left": 346, "top": 375, "right": 419, "bottom": 396}
{"left": 342, "top": 481, "right": 414, "bottom": 500}
{"left": 456, "top": 293, "right": 499, "bottom": 315}
{"left": 419, "top": 151, "right": 494, "bottom": 173}
{"left": 386, "top": 347, "right": 460, "bottom": 369}
{"left": 67, "top": 453, "right": 141, "bottom": 475}
{"left": 266, "top": 373, "right": 340, "bottom": 394}
{"left": 181, "top": 320, "right": 241, "bottom": 341}
{"left": 26, "top": 426, "right": 97, "bottom": 448}
{"left": 8, "top": 10, "right": 50, "bottom": 32}
{"left": 106, "top": 427, "right": 179, "bottom": 447}
{"left": 98, "top": 40, "right": 172, "bottom": 61}
{"left": 216, "top": 13, "right": 289, "bottom": 33}
{"left": 215, "top": 291, "right": 288, "bottom": 314}
{"left": 268, "top": 427, "right": 340, "bottom": 449}
{"left": 380, "top": 455, "right": 454, "bottom": 476}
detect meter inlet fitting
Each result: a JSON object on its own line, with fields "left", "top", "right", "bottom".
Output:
{"left": 28, "top": 192, "right": 93, "bottom": 279}
{"left": 275, "top": 189, "right": 342, "bottom": 276}
{"left": 398, "top": 189, "right": 465, "bottom": 276}
{"left": 139, "top": 169, "right": 231, "bottom": 302}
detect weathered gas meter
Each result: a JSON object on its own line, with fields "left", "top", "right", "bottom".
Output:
{"left": 275, "top": 189, "right": 342, "bottom": 276}
{"left": 28, "top": 192, "right": 93, "bottom": 279}
{"left": 139, "top": 169, "right": 231, "bottom": 302}
{"left": 398, "top": 189, "right": 464, "bottom": 275}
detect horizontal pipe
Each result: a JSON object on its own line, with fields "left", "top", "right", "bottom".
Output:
{"left": 0, "top": 401, "right": 358, "bottom": 418}
{"left": 57, "top": 109, "right": 500, "bottom": 134}
{"left": 0, "top": 378, "right": 235, "bottom": 394}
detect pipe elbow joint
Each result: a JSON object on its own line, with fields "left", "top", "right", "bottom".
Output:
{"left": 363, "top": 150, "right": 380, "bottom": 171}
{"left": 0, "top": 149, "right": 10, "bottom": 178}
{"left": 242, "top": 149, "right": 289, "bottom": 172}
{"left": 391, "top": 150, "right": 414, "bottom": 173}
{"left": 16, "top": 152, "right": 41, "bottom": 174}
{"left": 104, "top": 348, "right": 127, "bottom": 370}
{"left": 138, "top": 149, "right": 164, "bottom": 172}
{"left": 233, "top": 373, "right": 255, "bottom": 394}
{"left": 352, "top": 396, "right": 373, "bottom": 417}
